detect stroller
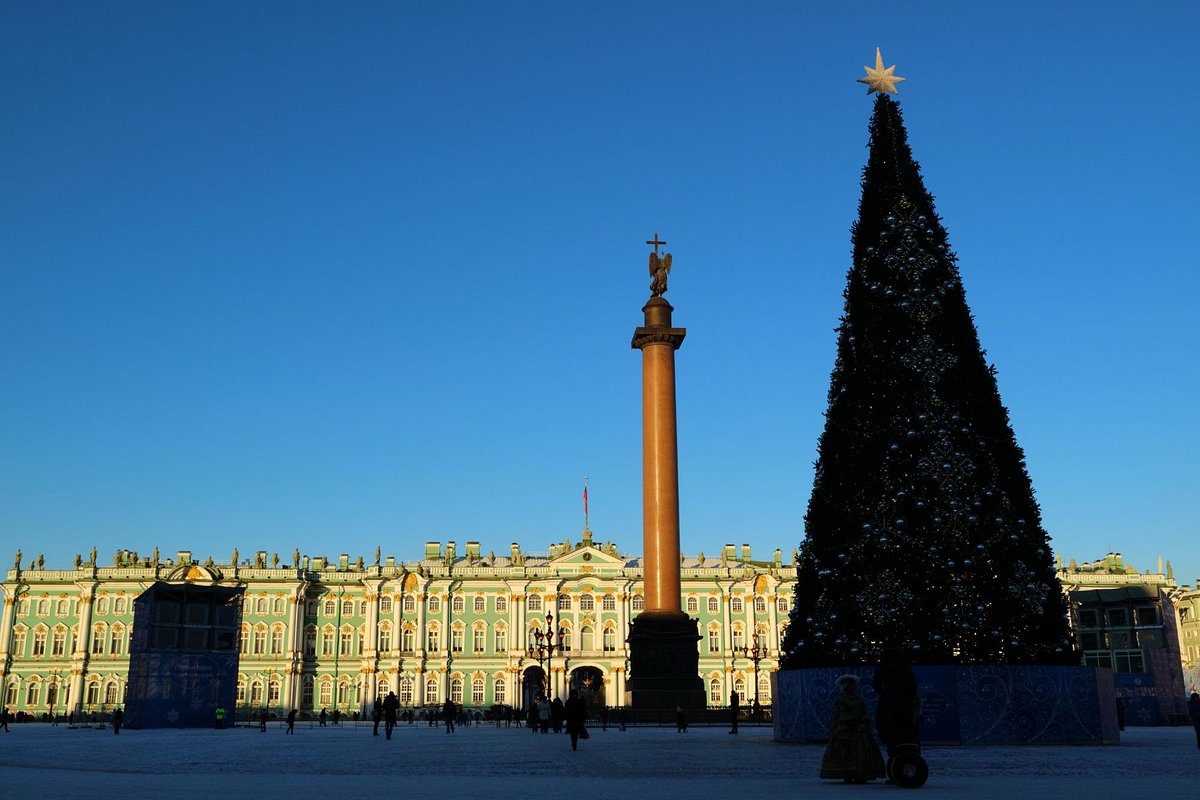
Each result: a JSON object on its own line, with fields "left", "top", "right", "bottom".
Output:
{"left": 887, "top": 741, "right": 928, "bottom": 789}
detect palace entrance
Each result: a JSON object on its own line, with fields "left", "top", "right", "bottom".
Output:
{"left": 569, "top": 666, "right": 606, "bottom": 709}
{"left": 521, "top": 666, "right": 547, "bottom": 709}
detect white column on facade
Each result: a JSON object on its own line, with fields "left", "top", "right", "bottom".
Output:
{"left": 0, "top": 587, "right": 16, "bottom": 672}
{"left": 766, "top": 577, "right": 780, "bottom": 652}
{"left": 362, "top": 578, "right": 381, "bottom": 711}
{"left": 69, "top": 581, "right": 97, "bottom": 713}
{"left": 284, "top": 582, "right": 307, "bottom": 709}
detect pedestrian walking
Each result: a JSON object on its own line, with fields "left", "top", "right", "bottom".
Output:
{"left": 1188, "top": 692, "right": 1200, "bottom": 749}
{"left": 618, "top": 707, "right": 627, "bottom": 731}
{"left": 112, "top": 707, "right": 124, "bottom": 735}
{"left": 384, "top": 691, "right": 399, "bottom": 740}
{"left": 551, "top": 696, "right": 565, "bottom": 733}
{"left": 729, "top": 690, "right": 740, "bottom": 734}
{"left": 600, "top": 705, "right": 609, "bottom": 731}
{"left": 215, "top": 706, "right": 226, "bottom": 730}
{"left": 332, "top": 709, "right": 340, "bottom": 725}
{"left": 442, "top": 698, "right": 456, "bottom": 733}
{"left": 373, "top": 697, "right": 383, "bottom": 736}
{"left": 537, "top": 695, "right": 551, "bottom": 733}
{"left": 819, "top": 675, "right": 886, "bottom": 784}
{"left": 259, "top": 708, "right": 269, "bottom": 732}
{"left": 564, "top": 689, "right": 588, "bottom": 751}
{"left": 286, "top": 709, "right": 297, "bottom": 735}
{"left": 319, "top": 708, "right": 327, "bottom": 727}
{"left": 675, "top": 705, "right": 688, "bottom": 733}
{"left": 1, "top": 707, "right": 9, "bottom": 732}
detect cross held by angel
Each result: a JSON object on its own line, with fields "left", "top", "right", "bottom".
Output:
{"left": 646, "top": 233, "right": 672, "bottom": 297}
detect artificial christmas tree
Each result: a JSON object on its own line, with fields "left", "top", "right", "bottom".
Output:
{"left": 782, "top": 54, "right": 1075, "bottom": 668}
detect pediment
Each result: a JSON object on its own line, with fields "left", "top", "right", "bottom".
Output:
{"left": 547, "top": 545, "right": 624, "bottom": 570}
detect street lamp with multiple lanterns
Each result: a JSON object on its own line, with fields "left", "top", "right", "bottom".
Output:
{"left": 739, "top": 632, "right": 768, "bottom": 713}
{"left": 526, "top": 611, "right": 565, "bottom": 700}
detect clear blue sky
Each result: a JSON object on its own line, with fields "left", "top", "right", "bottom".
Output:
{"left": 2, "top": 2, "right": 1197, "bottom": 585}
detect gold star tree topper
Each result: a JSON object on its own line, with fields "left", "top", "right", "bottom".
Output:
{"left": 858, "top": 47, "right": 905, "bottom": 94}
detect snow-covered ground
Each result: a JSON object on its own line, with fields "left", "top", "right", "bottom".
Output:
{"left": 0, "top": 720, "right": 1195, "bottom": 798}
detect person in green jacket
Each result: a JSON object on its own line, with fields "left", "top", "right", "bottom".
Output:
{"left": 215, "top": 706, "right": 226, "bottom": 729}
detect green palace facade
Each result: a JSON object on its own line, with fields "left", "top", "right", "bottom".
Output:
{"left": 0, "top": 533, "right": 794, "bottom": 716}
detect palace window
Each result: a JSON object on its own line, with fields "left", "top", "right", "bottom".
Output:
{"left": 732, "top": 626, "right": 746, "bottom": 650}
{"left": 755, "top": 596, "right": 767, "bottom": 614}
{"left": 18, "top": 599, "right": 30, "bottom": 615}
{"left": 356, "top": 626, "right": 364, "bottom": 654}
{"left": 494, "top": 627, "right": 508, "bottom": 653}
{"left": 708, "top": 597, "right": 719, "bottom": 614}
{"left": 32, "top": 628, "right": 47, "bottom": 657}
{"left": 96, "top": 597, "right": 109, "bottom": 615}
{"left": 709, "top": 678, "right": 722, "bottom": 705}
{"left": 253, "top": 626, "right": 267, "bottom": 655}
{"left": 319, "top": 681, "right": 332, "bottom": 707}
{"left": 734, "top": 677, "right": 747, "bottom": 699}
{"left": 105, "top": 681, "right": 120, "bottom": 705}
{"left": 580, "top": 626, "right": 594, "bottom": 652}
{"left": 495, "top": 595, "right": 508, "bottom": 613}
{"left": 428, "top": 596, "right": 441, "bottom": 613}
{"left": 602, "top": 594, "right": 616, "bottom": 611}
{"left": 269, "top": 679, "right": 281, "bottom": 705}
{"left": 474, "top": 596, "right": 486, "bottom": 613}
{"left": 427, "top": 627, "right": 440, "bottom": 652}
{"left": 493, "top": 678, "right": 506, "bottom": 705}
{"left": 378, "top": 624, "right": 392, "bottom": 652}
{"left": 237, "top": 679, "right": 246, "bottom": 704}
{"left": 27, "top": 681, "right": 41, "bottom": 706}
{"left": 342, "top": 600, "right": 354, "bottom": 617}
{"left": 425, "top": 678, "right": 438, "bottom": 705}
{"left": 472, "top": 678, "right": 485, "bottom": 706}
{"left": 270, "top": 626, "right": 285, "bottom": 655}
{"left": 758, "top": 674, "right": 771, "bottom": 702}
{"left": 359, "top": 601, "right": 368, "bottom": 616}
{"left": 114, "top": 598, "right": 127, "bottom": 615}
{"left": 450, "top": 678, "right": 463, "bottom": 705}
{"left": 452, "top": 596, "right": 465, "bottom": 614}
{"left": 558, "top": 595, "right": 571, "bottom": 611}
{"left": 580, "top": 594, "right": 594, "bottom": 611}
{"left": 340, "top": 627, "right": 354, "bottom": 655}
{"left": 56, "top": 598, "right": 69, "bottom": 617}
{"left": 708, "top": 627, "right": 721, "bottom": 653}
{"left": 401, "top": 627, "right": 415, "bottom": 652}
{"left": 559, "top": 627, "right": 572, "bottom": 652}
{"left": 37, "top": 599, "right": 49, "bottom": 617}
{"left": 321, "top": 627, "right": 335, "bottom": 657}
{"left": 403, "top": 595, "right": 416, "bottom": 613}
{"left": 86, "top": 680, "right": 101, "bottom": 707}
{"left": 256, "top": 598, "right": 268, "bottom": 615}
{"left": 451, "top": 627, "right": 464, "bottom": 653}
{"left": 603, "top": 627, "right": 617, "bottom": 652}
{"left": 306, "top": 599, "right": 318, "bottom": 616}
{"left": 336, "top": 680, "right": 352, "bottom": 706}
{"left": 686, "top": 597, "right": 699, "bottom": 614}
{"left": 731, "top": 596, "right": 744, "bottom": 614}
{"left": 110, "top": 625, "right": 125, "bottom": 656}
{"left": 632, "top": 595, "right": 644, "bottom": 612}
{"left": 51, "top": 627, "right": 67, "bottom": 657}
{"left": 527, "top": 595, "right": 542, "bottom": 612}
{"left": 472, "top": 625, "right": 486, "bottom": 654}
{"left": 273, "top": 598, "right": 285, "bottom": 615}
{"left": 301, "top": 676, "right": 314, "bottom": 708}
{"left": 12, "top": 627, "right": 27, "bottom": 657}
{"left": 777, "top": 596, "right": 789, "bottom": 612}
{"left": 303, "top": 626, "right": 317, "bottom": 657}
{"left": 324, "top": 599, "right": 336, "bottom": 616}
{"left": 399, "top": 677, "right": 414, "bottom": 706}
{"left": 379, "top": 596, "right": 393, "bottom": 614}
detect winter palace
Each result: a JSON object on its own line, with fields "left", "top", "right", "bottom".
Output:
{"left": 0, "top": 533, "right": 795, "bottom": 716}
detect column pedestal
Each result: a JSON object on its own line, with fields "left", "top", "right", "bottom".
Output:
{"left": 627, "top": 610, "right": 705, "bottom": 709}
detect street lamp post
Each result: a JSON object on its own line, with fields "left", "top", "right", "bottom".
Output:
{"left": 739, "top": 633, "right": 767, "bottom": 717}
{"left": 526, "top": 611, "right": 564, "bottom": 700}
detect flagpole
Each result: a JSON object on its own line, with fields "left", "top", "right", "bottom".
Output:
{"left": 583, "top": 475, "right": 589, "bottom": 532}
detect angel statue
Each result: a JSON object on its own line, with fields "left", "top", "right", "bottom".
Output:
{"left": 649, "top": 251, "right": 672, "bottom": 297}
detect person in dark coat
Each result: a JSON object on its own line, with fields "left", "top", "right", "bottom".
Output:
{"left": 675, "top": 705, "right": 688, "bottom": 733}
{"left": 729, "top": 690, "right": 740, "bottom": 734}
{"left": 873, "top": 647, "right": 921, "bottom": 764}
{"left": 372, "top": 697, "right": 383, "bottom": 736}
{"left": 1187, "top": 692, "right": 1200, "bottom": 749}
{"left": 442, "top": 698, "right": 456, "bottom": 733}
{"left": 819, "top": 675, "right": 886, "bottom": 784}
{"left": 285, "top": 709, "right": 297, "bottom": 734}
{"left": 383, "top": 691, "right": 399, "bottom": 740}
{"left": 318, "top": 708, "right": 327, "bottom": 726}
{"left": 111, "top": 707, "right": 123, "bottom": 735}
{"left": 551, "top": 696, "right": 565, "bottom": 733}
{"left": 564, "top": 689, "right": 588, "bottom": 751}
{"left": 259, "top": 708, "right": 269, "bottom": 732}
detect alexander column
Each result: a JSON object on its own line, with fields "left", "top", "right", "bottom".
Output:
{"left": 626, "top": 234, "right": 705, "bottom": 710}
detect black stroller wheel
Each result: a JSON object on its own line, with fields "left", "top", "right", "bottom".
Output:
{"left": 888, "top": 748, "right": 928, "bottom": 789}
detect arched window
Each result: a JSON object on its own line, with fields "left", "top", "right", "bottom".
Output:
{"left": 340, "top": 626, "right": 354, "bottom": 656}
{"left": 495, "top": 595, "right": 508, "bottom": 613}
{"left": 319, "top": 679, "right": 332, "bottom": 707}
{"left": 708, "top": 597, "right": 719, "bottom": 614}
{"left": 631, "top": 595, "right": 645, "bottom": 612}
{"left": 86, "top": 679, "right": 101, "bottom": 707}
{"left": 270, "top": 625, "right": 285, "bottom": 654}
{"left": 359, "top": 600, "right": 368, "bottom": 616}
{"left": 559, "top": 624, "right": 573, "bottom": 652}
{"left": 451, "top": 627, "right": 464, "bottom": 653}
{"left": 602, "top": 627, "right": 616, "bottom": 652}
{"left": 273, "top": 598, "right": 285, "bottom": 615}
{"left": 12, "top": 626, "right": 27, "bottom": 657}
{"left": 732, "top": 625, "right": 745, "bottom": 650}
{"left": 754, "top": 596, "right": 767, "bottom": 614}
{"left": 256, "top": 598, "right": 268, "bottom": 614}
{"left": 32, "top": 627, "right": 47, "bottom": 656}
{"left": 558, "top": 595, "right": 571, "bottom": 611}
{"left": 527, "top": 594, "right": 542, "bottom": 612}
{"left": 401, "top": 626, "right": 416, "bottom": 652}
{"left": 342, "top": 600, "right": 354, "bottom": 617}
{"left": 303, "top": 625, "right": 317, "bottom": 657}
{"left": 734, "top": 677, "right": 747, "bottom": 700}
{"left": 450, "top": 678, "right": 463, "bottom": 704}
{"left": 379, "top": 596, "right": 393, "bottom": 614}
{"left": 452, "top": 595, "right": 465, "bottom": 614}
{"left": 46, "top": 681, "right": 59, "bottom": 707}
{"left": 336, "top": 678, "right": 352, "bottom": 706}
{"left": 110, "top": 624, "right": 125, "bottom": 656}
{"left": 425, "top": 678, "right": 438, "bottom": 705}
{"left": 253, "top": 625, "right": 267, "bottom": 655}
{"left": 236, "top": 678, "right": 246, "bottom": 704}
{"left": 51, "top": 626, "right": 67, "bottom": 656}
{"left": 305, "top": 599, "right": 318, "bottom": 616}
{"left": 580, "top": 594, "right": 594, "bottom": 611}
{"left": 105, "top": 681, "right": 120, "bottom": 705}
{"left": 493, "top": 677, "right": 506, "bottom": 705}
{"left": 428, "top": 596, "right": 441, "bottom": 613}
{"left": 580, "top": 626, "right": 594, "bottom": 652}
{"left": 378, "top": 622, "right": 392, "bottom": 652}
{"left": 494, "top": 625, "right": 508, "bottom": 653}
{"left": 269, "top": 678, "right": 281, "bottom": 705}
{"left": 709, "top": 678, "right": 722, "bottom": 705}
{"left": 758, "top": 674, "right": 771, "bottom": 703}
{"left": 602, "top": 594, "right": 616, "bottom": 611}
{"left": 731, "top": 596, "right": 744, "bottom": 614}
{"left": 686, "top": 596, "right": 699, "bottom": 613}
{"left": 324, "top": 599, "right": 336, "bottom": 616}
{"left": 250, "top": 680, "right": 264, "bottom": 706}
{"left": 708, "top": 626, "right": 721, "bottom": 653}
{"left": 56, "top": 598, "right": 69, "bottom": 616}
{"left": 26, "top": 680, "right": 41, "bottom": 706}
{"left": 5, "top": 679, "right": 19, "bottom": 706}
{"left": 426, "top": 625, "right": 441, "bottom": 652}
{"left": 96, "top": 597, "right": 109, "bottom": 615}
{"left": 471, "top": 678, "right": 485, "bottom": 706}
{"left": 114, "top": 597, "right": 127, "bottom": 615}
{"left": 403, "top": 595, "right": 416, "bottom": 613}
{"left": 377, "top": 678, "right": 390, "bottom": 697}
{"left": 37, "top": 599, "right": 49, "bottom": 617}
{"left": 472, "top": 623, "right": 486, "bottom": 654}
{"left": 399, "top": 676, "right": 414, "bottom": 705}
{"left": 776, "top": 595, "right": 789, "bottom": 612}
{"left": 321, "top": 626, "right": 336, "bottom": 656}
{"left": 301, "top": 676, "right": 315, "bottom": 708}
{"left": 473, "top": 596, "right": 486, "bottom": 613}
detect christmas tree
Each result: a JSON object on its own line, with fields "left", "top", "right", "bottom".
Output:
{"left": 782, "top": 54, "right": 1075, "bottom": 667}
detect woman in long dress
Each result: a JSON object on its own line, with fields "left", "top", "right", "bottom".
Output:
{"left": 819, "top": 675, "right": 886, "bottom": 784}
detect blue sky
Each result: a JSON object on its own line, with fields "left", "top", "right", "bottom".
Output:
{"left": 2, "top": 2, "right": 1197, "bottom": 586}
